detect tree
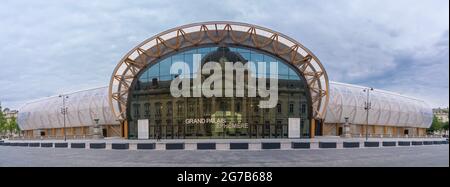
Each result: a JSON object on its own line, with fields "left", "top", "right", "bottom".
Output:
{"left": 7, "top": 116, "right": 19, "bottom": 135}
{"left": 444, "top": 112, "right": 449, "bottom": 131}
{"left": 442, "top": 121, "right": 449, "bottom": 131}
{"left": 427, "top": 115, "right": 442, "bottom": 134}
{"left": 0, "top": 104, "right": 6, "bottom": 136}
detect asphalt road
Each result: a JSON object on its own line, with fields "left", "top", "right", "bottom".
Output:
{"left": 0, "top": 145, "right": 448, "bottom": 167}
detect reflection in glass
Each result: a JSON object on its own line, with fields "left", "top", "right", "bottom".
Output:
{"left": 128, "top": 46, "right": 310, "bottom": 139}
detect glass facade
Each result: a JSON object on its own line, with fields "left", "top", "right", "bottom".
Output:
{"left": 127, "top": 46, "right": 311, "bottom": 139}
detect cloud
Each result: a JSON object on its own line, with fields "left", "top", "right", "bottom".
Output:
{"left": 0, "top": 0, "right": 448, "bottom": 109}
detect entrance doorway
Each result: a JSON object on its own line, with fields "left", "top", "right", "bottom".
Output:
{"left": 315, "top": 120, "right": 323, "bottom": 136}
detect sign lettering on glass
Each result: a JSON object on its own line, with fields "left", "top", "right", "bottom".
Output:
{"left": 184, "top": 118, "right": 248, "bottom": 128}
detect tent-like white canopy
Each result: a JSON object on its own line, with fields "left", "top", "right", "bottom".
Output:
{"left": 18, "top": 86, "right": 119, "bottom": 130}
{"left": 325, "top": 82, "right": 433, "bottom": 128}
{"left": 18, "top": 82, "right": 433, "bottom": 130}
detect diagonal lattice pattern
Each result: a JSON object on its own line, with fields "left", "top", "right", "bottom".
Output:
{"left": 109, "top": 21, "right": 329, "bottom": 121}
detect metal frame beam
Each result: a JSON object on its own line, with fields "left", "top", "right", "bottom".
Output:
{"left": 109, "top": 21, "right": 330, "bottom": 121}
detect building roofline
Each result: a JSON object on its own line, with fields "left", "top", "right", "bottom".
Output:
{"left": 19, "top": 85, "right": 108, "bottom": 107}
{"left": 330, "top": 81, "right": 426, "bottom": 102}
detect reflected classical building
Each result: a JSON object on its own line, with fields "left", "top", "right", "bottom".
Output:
{"left": 127, "top": 46, "right": 310, "bottom": 139}
{"left": 17, "top": 22, "right": 433, "bottom": 139}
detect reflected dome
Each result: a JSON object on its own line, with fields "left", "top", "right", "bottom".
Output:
{"left": 202, "top": 47, "right": 248, "bottom": 64}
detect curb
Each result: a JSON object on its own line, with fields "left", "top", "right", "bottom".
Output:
{"left": 262, "top": 142, "right": 281, "bottom": 149}
{"left": 319, "top": 142, "right": 337, "bottom": 149}
{"left": 230, "top": 143, "right": 249, "bottom": 150}
{"left": 291, "top": 142, "right": 310, "bottom": 149}
{"left": 165, "top": 143, "right": 184, "bottom": 150}
{"left": 364, "top": 141, "right": 379, "bottom": 147}
{"left": 70, "top": 143, "right": 86, "bottom": 148}
{"left": 55, "top": 143, "right": 68, "bottom": 148}
{"left": 112, "top": 143, "right": 129, "bottom": 150}
{"left": 382, "top": 141, "right": 396, "bottom": 147}
{"left": 398, "top": 141, "right": 411, "bottom": 146}
{"left": 1, "top": 139, "right": 447, "bottom": 151}
{"left": 89, "top": 143, "right": 106, "bottom": 149}
{"left": 343, "top": 142, "right": 360, "bottom": 148}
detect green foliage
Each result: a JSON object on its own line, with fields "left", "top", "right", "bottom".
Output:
{"left": 7, "top": 116, "right": 19, "bottom": 133}
{"left": 0, "top": 103, "right": 20, "bottom": 136}
{"left": 0, "top": 104, "right": 6, "bottom": 134}
{"left": 442, "top": 121, "right": 449, "bottom": 131}
{"left": 427, "top": 115, "right": 442, "bottom": 133}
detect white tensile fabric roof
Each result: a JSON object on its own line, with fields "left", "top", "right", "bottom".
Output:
{"left": 18, "top": 82, "right": 433, "bottom": 130}
{"left": 18, "top": 86, "right": 119, "bottom": 130}
{"left": 325, "top": 82, "right": 432, "bottom": 128}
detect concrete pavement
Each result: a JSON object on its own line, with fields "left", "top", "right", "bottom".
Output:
{"left": 0, "top": 144, "right": 448, "bottom": 167}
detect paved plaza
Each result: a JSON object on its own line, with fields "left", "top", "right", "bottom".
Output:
{"left": 0, "top": 144, "right": 447, "bottom": 167}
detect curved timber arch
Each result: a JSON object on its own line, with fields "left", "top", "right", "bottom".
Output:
{"left": 109, "top": 21, "right": 330, "bottom": 121}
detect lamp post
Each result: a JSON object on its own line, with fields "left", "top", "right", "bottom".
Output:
{"left": 59, "top": 95, "right": 69, "bottom": 141}
{"left": 363, "top": 87, "right": 373, "bottom": 141}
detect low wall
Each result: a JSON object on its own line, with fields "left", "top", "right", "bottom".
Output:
{"left": 1, "top": 138, "right": 447, "bottom": 151}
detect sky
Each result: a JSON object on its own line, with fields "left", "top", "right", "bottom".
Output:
{"left": 0, "top": 0, "right": 448, "bottom": 110}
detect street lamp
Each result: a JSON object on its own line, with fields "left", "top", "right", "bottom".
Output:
{"left": 59, "top": 95, "right": 69, "bottom": 141}
{"left": 363, "top": 87, "right": 374, "bottom": 141}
